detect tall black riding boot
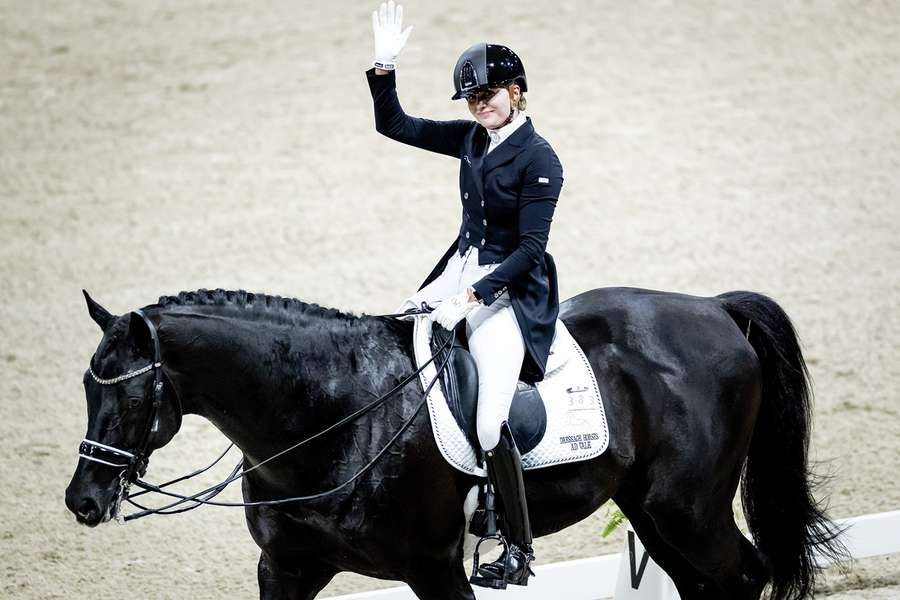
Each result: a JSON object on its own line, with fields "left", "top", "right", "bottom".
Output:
{"left": 475, "top": 422, "right": 535, "bottom": 587}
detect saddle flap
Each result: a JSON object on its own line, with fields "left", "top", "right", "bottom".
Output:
{"left": 429, "top": 323, "right": 546, "bottom": 457}
{"left": 430, "top": 323, "right": 479, "bottom": 442}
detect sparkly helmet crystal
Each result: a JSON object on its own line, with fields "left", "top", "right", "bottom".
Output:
{"left": 451, "top": 43, "right": 527, "bottom": 100}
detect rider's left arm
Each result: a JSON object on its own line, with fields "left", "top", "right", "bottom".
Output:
{"left": 470, "top": 148, "right": 563, "bottom": 306}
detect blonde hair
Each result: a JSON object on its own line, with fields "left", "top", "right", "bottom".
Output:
{"left": 508, "top": 82, "right": 527, "bottom": 111}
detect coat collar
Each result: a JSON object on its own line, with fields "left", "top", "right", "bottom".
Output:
{"left": 486, "top": 110, "right": 528, "bottom": 149}
{"left": 482, "top": 116, "right": 534, "bottom": 174}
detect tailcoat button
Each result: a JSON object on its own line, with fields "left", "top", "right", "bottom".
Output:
{"left": 464, "top": 192, "right": 469, "bottom": 199}
{"left": 482, "top": 219, "right": 487, "bottom": 226}
{"left": 481, "top": 238, "right": 486, "bottom": 245}
{"left": 480, "top": 200, "right": 485, "bottom": 207}
{"left": 465, "top": 231, "right": 470, "bottom": 239}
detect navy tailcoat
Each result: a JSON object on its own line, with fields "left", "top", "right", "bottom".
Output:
{"left": 366, "top": 68, "right": 563, "bottom": 383}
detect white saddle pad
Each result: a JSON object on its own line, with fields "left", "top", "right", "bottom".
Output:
{"left": 412, "top": 316, "right": 609, "bottom": 477}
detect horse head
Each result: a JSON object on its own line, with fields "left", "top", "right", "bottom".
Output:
{"left": 65, "top": 291, "right": 182, "bottom": 526}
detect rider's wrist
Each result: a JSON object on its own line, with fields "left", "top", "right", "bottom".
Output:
{"left": 373, "top": 60, "right": 396, "bottom": 71}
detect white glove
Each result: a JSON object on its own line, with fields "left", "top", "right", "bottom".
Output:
{"left": 430, "top": 290, "right": 480, "bottom": 330}
{"left": 371, "top": 1, "right": 413, "bottom": 71}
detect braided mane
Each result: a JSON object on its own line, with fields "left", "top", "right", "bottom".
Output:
{"left": 142, "top": 287, "right": 413, "bottom": 340}
{"left": 152, "top": 288, "right": 360, "bottom": 322}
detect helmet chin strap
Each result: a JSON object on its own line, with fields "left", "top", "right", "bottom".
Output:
{"left": 501, "top": 106, "right": 516, "bottom": 127}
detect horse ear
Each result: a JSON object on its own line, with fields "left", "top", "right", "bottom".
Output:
{"left": 127, "top": 312, "right": 154, "bottom": 357}
{"left": 83, "top": 290, "right": 114, "bottom": 331}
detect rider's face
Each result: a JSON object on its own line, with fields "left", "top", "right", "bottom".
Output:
{"left": 467, "top": 85, "right": 518, "bottom": 130}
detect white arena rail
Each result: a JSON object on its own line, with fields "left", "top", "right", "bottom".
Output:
{"left": 328, "top": 510, "right": 900, "bottom": 600}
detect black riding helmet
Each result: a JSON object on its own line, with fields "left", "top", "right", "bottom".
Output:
{"left": 451, "top": 43, "right": 528, "bottom": 100}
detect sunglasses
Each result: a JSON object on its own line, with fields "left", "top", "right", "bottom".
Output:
{"left": 465, "top": 87, "right": 503, "bottom": 105}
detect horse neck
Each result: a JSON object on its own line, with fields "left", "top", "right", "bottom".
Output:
{"left": 155, "top": 305, "right": 410, "bottom": 468}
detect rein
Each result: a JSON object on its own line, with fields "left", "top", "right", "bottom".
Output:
{"left": 79, "top": 305, "right": 456, "bottom": 521}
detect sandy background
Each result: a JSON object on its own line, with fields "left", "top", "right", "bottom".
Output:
{"left": 1, "top": 0, "right": 898, "bottom": 598}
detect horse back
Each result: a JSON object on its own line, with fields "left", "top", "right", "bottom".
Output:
{"left": 559, "top": 287, "right": 761, "bottom": 481}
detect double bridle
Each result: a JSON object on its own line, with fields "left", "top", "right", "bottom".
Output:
{"left": 80, "top": 309, "right": 176, "bottom": 515}
{"left": 77, "top": 305, "right": 454, "bottom": 522}
{"left": 78, "top": 310, "right": 171, "bottom": 483}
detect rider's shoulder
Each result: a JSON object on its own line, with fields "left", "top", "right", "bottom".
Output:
{"left": 521, "top": 133, "right": 562, "bottom": 177}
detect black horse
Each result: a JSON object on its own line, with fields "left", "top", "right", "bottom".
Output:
{"left": 66, "top": 287, "right": 844, "bottom": 600}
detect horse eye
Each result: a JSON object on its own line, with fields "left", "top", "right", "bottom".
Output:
{"left": 127, "top": 396, "right": 144, "bottom": 409}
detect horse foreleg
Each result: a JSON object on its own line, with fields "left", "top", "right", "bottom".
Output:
{"left": 258, "top": 552, "right": 337, "bottom": 600}
{"left": 405, "top": 559, "right": 476, "bottom": 600}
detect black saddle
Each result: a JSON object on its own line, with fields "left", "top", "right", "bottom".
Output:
{"left": 430, "top": 323, "right": 547, "bottom": 457}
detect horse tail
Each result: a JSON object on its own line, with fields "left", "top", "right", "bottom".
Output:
{"left": 718, "top": 291, "right": 847, "bottom": 600}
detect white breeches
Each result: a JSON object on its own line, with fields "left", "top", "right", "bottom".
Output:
{"left": 395, "top": 246, "right": 526, "bottom": 451}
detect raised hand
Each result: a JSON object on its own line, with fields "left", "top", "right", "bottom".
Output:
{"left": 371, "top": 1, "right": 413, "bottom": 71}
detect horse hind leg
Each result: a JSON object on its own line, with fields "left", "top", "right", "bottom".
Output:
{"left": 641, "top": 493, "right": 770, "bottom": 600}
{"left": 617, "top": 496, "right": 718, "bottom": 600}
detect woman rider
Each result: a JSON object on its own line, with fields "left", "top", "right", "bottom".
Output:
{"left": 366, "top": 1, "right": 563, "bottom": 588}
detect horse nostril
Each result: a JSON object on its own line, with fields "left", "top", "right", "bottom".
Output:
{"left": 76, "top": 498, "right": 100, "bottom": 523}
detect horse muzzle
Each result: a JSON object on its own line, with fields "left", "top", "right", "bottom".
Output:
{"left": 65, "top": 469, "right": 126, "bottom": 527}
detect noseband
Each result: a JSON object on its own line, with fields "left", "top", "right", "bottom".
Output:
{"left": 80, "top": 309, "right": 176, "bottom": 489}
